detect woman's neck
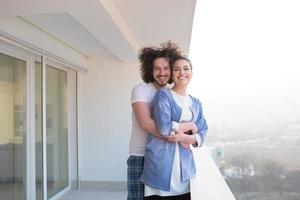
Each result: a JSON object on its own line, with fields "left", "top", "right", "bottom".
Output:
{"left": 172, "top": 85, "right": 187, "bottom": 96}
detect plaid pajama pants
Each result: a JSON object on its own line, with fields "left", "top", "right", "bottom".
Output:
{"left": 127, "top": 156, "right": 145, "bottom": 200}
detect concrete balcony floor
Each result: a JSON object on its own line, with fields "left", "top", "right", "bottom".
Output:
{"left": 58, "top": 189, "right": 126, "bottom": 200}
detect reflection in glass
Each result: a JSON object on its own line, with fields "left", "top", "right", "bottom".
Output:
{"left": 46, "top": 65, "right": 68, "bottom": 198}
{"left": 0, "top": 53, "right": 26, "bottom": 200}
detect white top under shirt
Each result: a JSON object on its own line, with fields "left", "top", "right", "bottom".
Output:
{"left": 145, "top": 90, "right": 193, "bottom": 196}
{"left": 129, "top": 82, "right": 157, "bottom": 156}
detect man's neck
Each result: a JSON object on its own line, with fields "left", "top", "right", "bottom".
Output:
{"left": 152, "top": 82, "right": 167, "bottom": 90}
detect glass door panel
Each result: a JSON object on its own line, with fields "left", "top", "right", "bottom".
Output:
{"left": 35, "top": 62, "right": 42, "bottom": 200}
{"left": 46, "top": 65, "right": 68, "bottom": 199}
{"left": 0, "top": 52, "right": 26, "bottom": 200}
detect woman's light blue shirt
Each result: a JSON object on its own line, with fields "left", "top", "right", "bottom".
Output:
{"left": 140, "top": 89, "right": 208, "bottom": 191}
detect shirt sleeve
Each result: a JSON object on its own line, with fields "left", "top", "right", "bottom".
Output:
{"left": 171, "top": 121, "right": 179, "bottom": 131}
{"left": 131, "top": 84, "right": 149, "bottom": 104}
{"left": 194, "top": 99, "right": 208, "bottom": 146}
{"left": 151, "top": 89, "right": 172, "bottom": 136}
{"left": 193, "top": 133, "right": 203, "bottom": 147}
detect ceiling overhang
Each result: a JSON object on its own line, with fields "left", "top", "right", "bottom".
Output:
{"left": 0, "top": 0, "right": 196, "bottom": 62}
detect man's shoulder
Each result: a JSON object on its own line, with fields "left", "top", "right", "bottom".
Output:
{"left": 132, "top": 82, "right": 153, "bottom": 92}
{"left": 131, "top": 82, "right": 155, "bottom": 103}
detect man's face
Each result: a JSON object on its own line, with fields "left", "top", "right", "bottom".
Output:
{"left": 152, "top": 57, "right": 171, "bottom": 88}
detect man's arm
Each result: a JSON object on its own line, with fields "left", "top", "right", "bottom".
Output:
{"left": 132, "top": 102, "right": 164, "bottom": 139}
{"left": 133, "top": 102, "right": 197, "bottom": 140}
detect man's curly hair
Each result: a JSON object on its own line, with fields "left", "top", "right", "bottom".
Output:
{"left": 139, "top": 41, "right": 183, "bottom": 83}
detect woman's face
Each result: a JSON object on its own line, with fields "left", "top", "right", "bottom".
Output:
{"left": 172, "top": 59, "right": 192, "bottom": 86}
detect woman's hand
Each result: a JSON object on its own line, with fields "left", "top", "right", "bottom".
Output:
{"left": 179, "top": 142, "right": 190, "bottom": 149}
{"left": 165, "top": 130, "right": 196, "bottom": 149}
{"left": 189, "top": 122, "right": 198, "bottom": 134}
{"left": 165, "top": 131, "right": 185, "bottom": 143}
{"left": 177, "top": 122, "right": 198, "bottom": 134}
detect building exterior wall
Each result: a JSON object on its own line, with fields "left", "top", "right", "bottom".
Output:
{"left": 68, "top": 69, "right": 78, "bottom": 185}
{"left": 78, "top": 57, "right": 140, "bottom": 182}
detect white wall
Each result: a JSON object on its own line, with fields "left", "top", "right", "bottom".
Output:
{"left": 68, "top": 69, "right": 78, "bottom": 184}
{"left": 78, "top": 56, "right": 140, "bottom": 182}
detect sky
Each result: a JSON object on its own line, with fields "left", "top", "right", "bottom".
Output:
{"left": 189, "top": 0, "right": 300, "bottom": 129}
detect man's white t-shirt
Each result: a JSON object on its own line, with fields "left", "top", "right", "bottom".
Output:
{"left": 129, "top": 82, "right": 157, "bottom": 156}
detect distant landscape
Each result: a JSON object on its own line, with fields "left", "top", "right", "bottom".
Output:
{"left": 206, "top": 120, "right": 300, "bottom": 200}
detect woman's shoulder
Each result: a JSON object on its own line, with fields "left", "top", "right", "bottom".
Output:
{"left": 157, "top": 88, "right": 171, "bottom": 93}
{"left": 156, "top": 88, "right": 172, "bottom": 98}
{"left": 188, "top": 94, "right": 202, "bottom": 106}
{"left": 152, "top": 88, "right": 172, "bottom": 103}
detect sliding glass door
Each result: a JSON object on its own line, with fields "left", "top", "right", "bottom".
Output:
{"left": 35, "top": 62, "right": 42, "bottom": 200}
{"left": 46, "top": 65, "right": 68, "bottom": 199}
{"left": 0, "top": 53, "right": 27, "bottom": 200}
{"left": 35, "top": 61, "right": 69, "bottom": 200}
{"left": 1, "top": 40, "right": 73, "bottom": 200}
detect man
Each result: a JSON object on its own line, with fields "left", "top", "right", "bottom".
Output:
{"left": 127, "top": 42, "right": 198, "bottom": 200}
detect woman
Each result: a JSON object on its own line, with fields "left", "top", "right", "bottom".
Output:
{"left": 140, "top": 56, "right": 208, "bottom": 200}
